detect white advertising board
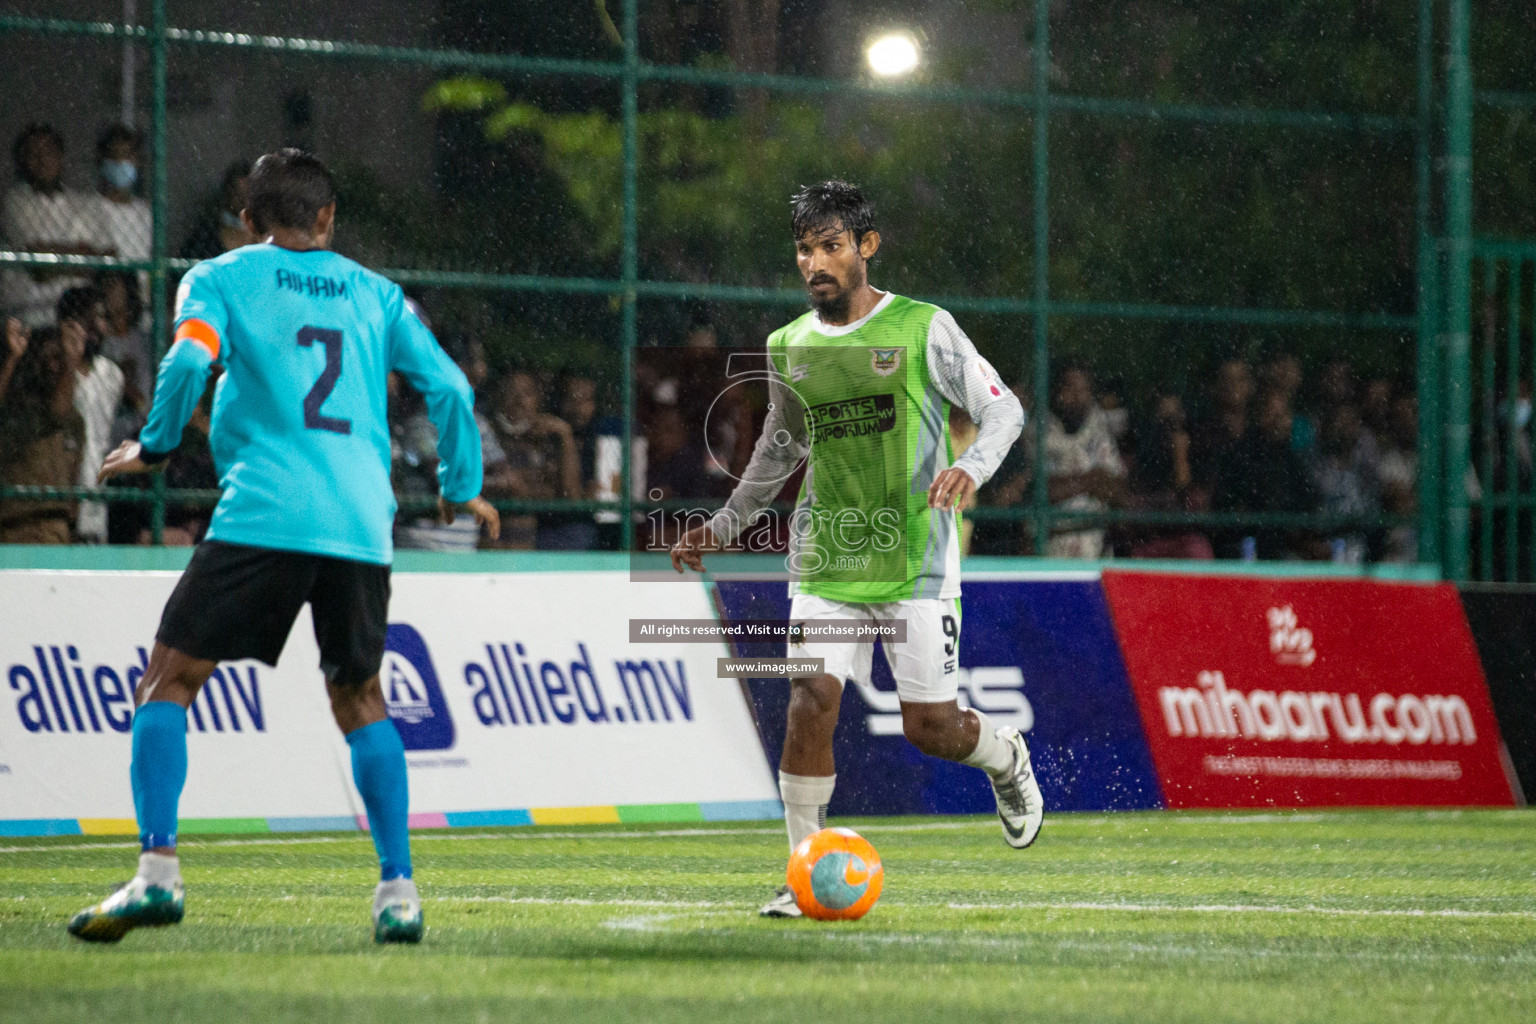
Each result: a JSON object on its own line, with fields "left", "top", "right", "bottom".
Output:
{"left": 0, "top": 569, "right": 778, "bottom": 833}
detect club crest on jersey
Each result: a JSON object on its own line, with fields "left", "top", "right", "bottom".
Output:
{"left": 870, "top": 348, "right": 902, "bottom": 377}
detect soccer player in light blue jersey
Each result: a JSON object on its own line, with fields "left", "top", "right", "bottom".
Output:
{"left": 68, "top": 149, "right": 499, "bottom": 945}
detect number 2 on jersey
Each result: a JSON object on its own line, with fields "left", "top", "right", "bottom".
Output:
{"left": 297, "top": 326, "right": 351, "bottom": 435}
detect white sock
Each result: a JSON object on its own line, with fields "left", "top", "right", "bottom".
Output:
{"left": 374, "top": 876, "right": 420, "bottom": 914}
{"left": 960, "top": 710, "right": 1017, "bottom": 778}
{"left": 778, "top": 771, "right": 835, "bottom": 853}
{"left": 137, "top": 851, "right": 181, "bottom": 888}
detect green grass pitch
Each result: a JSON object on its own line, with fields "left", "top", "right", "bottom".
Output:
{"left": 1, "top": 810, "right": 1533, "bottom": 1023}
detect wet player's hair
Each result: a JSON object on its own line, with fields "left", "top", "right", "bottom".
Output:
{"left": 790, "top": 180, "right": 876, "bottom": 249}
{"left": 246, "top": 148, "right": 335, "bottom": 234}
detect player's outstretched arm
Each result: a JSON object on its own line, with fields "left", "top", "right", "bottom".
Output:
{"left": 105, "top": 317, "right": 221, "bottom": 481}
{"left": 98, "top": 440, "right": 160, "bottom": 483}
{"left": 670, "top": 521, "right": 721, "bottom": 574}
{"left": 386, "top": 290, "right": 489, "bottom": 532}
{"left": 924, "top": 310, "right": 1024, "bottom": 509}
{"left": 927, "top": 466, "right": 979, "bottom": 511}
{"left": 670, "top": 364, "right": 807, "bottom": 573}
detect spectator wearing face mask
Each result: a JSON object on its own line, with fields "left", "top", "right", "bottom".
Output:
{"left": 2, "top": 124, "right": 113, "bottom": 328}
{"left": 92, "top": 125, "right": 151, "bottom": 273}
{"left": 57, "top": 286, "right": 124, "bottom": 544}
{"left": 180, "top": 160, "right": 256, "bottom": 260}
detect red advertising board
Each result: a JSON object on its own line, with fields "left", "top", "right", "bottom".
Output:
{"left": 1101, "top": 571, "right": 1515, "bottom": 808}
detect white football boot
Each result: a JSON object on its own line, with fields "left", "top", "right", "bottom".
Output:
{"left": 373, "top": 876, "right": 424, "bottom": 943}
{"left": 990, "top": 726, "right": 1044, "bottom": 849}
{"left": 758, "top": 885, "right": 803, "bottom": 918}
{"left": 68, "top": 875, "right": 185, "bottom": 942}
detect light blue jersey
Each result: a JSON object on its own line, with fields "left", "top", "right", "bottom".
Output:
{"left": 140, "top": 243, "right": 481, "bottom": 564}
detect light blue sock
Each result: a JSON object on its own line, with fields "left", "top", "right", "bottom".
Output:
{"left": 131, "top": 701, "right": 188, "bottom": 851}
{"left": 347, "top": 720, "right": 412, "bottom": 881}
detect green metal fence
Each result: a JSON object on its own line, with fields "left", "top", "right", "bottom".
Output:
{"left": 0, "top": 0, "right": 1519, "bottom": 575}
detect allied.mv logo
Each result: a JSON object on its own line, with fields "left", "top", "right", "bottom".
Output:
{"left": 382, "top": 623, "right": 455, "bottom": 750}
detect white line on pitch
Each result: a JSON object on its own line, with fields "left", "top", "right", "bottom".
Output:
{"left": 943, "top": 899, "right": 1536, "bottom": 920}
{"left": 448, "top": 895, "right": 732, "bottom": 908}
{"left": 805, "top": 930, "right": 1536, "bottom": 965}
{"left": 4, "top": 889, "right": 1532, "bottom": 921}
{"left": 439, "top": 896, "right": 1536, "bottom": 919}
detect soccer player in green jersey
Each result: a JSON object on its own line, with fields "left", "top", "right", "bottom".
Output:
{"left": 671, "top": 181, "right": 1042, "bottom": 917}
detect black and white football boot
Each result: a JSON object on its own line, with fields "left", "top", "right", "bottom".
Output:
{"left": 758, "top": 885, "right": 803, "bottom": 918}
{"left": 990, "top": 726, "right": 1044, "bottom": 849}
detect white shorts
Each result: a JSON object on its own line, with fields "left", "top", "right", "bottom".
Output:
{"left": 786, "top": 594, "right": 961, "bottom": 704}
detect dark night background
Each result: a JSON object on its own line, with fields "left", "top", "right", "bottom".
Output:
{"left": 5, "top": 1, "right": 1536, "bottom": 402}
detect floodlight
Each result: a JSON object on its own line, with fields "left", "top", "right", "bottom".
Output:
{"left": 867, "top": 33, "right": 920, "bottom": 78}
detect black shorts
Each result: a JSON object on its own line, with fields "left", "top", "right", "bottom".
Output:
{"left": 157, "top": 540, "right": 391, "bottom": 688}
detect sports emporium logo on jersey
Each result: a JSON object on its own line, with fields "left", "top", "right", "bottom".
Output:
{"left": 870, "top": 348, "right": 901, "bottom": 376}
{"left": 382, "top": 624, "right": 455, "bottom": 750}
{"left": 977, "top": 358, "right": 1003, "bottom": 397}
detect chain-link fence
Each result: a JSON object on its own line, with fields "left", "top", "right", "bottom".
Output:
{"left": 0, "top": 1, "right": 1524, "bottom": 574}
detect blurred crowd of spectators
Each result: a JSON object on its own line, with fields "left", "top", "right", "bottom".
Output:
{"left": 966, "top": 348, "right": 1424, "bottom": 564}
{"left": 0, "top": 120, "right": 1428, "bottom": 562}
{"left": 386, "top": 308, "right": 627, "bottom": 553}
{"left": 0, "top": 121, "right": 250, "bottom": 546}
{"left": 0, "top": 120, "right": 645, "bottom": 553}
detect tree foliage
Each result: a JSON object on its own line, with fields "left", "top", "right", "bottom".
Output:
{"left": 388, "top": 1, "right": 1536, "bottom": 395}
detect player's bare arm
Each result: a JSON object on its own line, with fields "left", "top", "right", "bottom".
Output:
{"left": 927, "top": 466, "right": 978, "bottom": 511}
{"left": 674, "top": 348, "right": 809, "bottom": 575}
{"left": 923, "top": 311, "right": 1025, "bottom": 513}
{"left": 670, "top": 521, "right": 722, "bottom": 574}
{"left": 440, "top": 494, "right": 501, "bottom": 539}
{"left": 98, "top": 439, "right": 158, "bottom": 483}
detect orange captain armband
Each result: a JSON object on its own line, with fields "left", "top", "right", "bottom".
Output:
{"left": 174, "top": 318, "right": 221, "bottom": 359}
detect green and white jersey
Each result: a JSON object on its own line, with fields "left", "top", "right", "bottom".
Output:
{"left": 709, "top": 291, "right": 1024, "bottom": 603}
